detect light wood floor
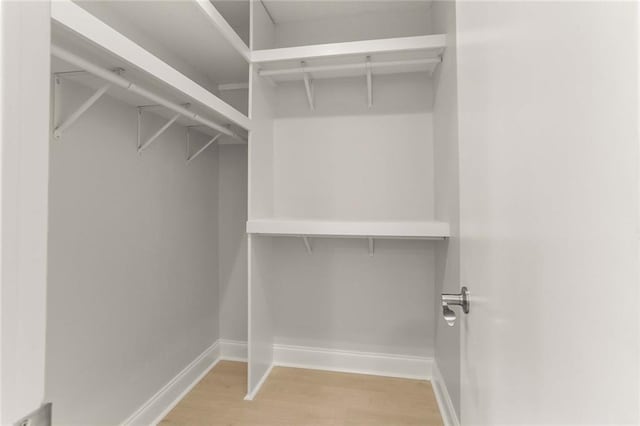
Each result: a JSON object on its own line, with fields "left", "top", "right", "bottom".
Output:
{"left": 160, "top": 361, "right": 443, "bottom": 425}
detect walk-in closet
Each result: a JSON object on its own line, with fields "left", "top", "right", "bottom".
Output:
{"left": 3, "top": 0, "right": 638, "bottom": 425}
{"left": 42, "top": 1, "right": 458, "bottom": 423}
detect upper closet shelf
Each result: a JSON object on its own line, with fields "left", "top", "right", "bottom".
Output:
{"left": 51, "top": 0, "right": 250, "bottom": 132}
{"left": 246, "top": 219, "right": 450, "bottom": 240}
{"left": 252, "top": 34, "right": 446, "bottom": 83}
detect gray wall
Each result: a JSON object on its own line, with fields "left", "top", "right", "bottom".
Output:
{"left": 45, "top": 80, "right": 220, "bottom": 425}
{"left": 218, "top": 144, "right": 248, "bottom": 342}
{"left": 432, "top": 0, "right": 461, "bottom": 418}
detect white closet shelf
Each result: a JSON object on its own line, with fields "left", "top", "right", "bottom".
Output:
{"left": 252, "top": 34, "right": 446, "bottom": 83}
{"left": 51, "top": 0, "right": 250, "bottom": 131}
{"left": 246, "top": 219, "right": 450, "bottom": 240}
{"left": 251, "top": 34, "right": 446, "bottom": 64}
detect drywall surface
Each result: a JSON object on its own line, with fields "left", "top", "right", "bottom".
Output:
{"left": 272, "top": 112, "right": 434, "bottom": 221}
{"left": 431, "top": 0, "right": 461, "bottom": 419}
{"left": 1, "top": 1, "right": 50, "bottom": 423}
{"left": 218, "top": 145, "right": 248, "bottom": 342}
{"left": 273, "top": 7, "right": 431, "bottom": 48}
{"left": 270, "top": 237, "right": 435, "bottom": 357}
{"left": 46, "top": 80, "right": 219, "bottom": 425}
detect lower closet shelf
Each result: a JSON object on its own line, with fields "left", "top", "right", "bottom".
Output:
{"left": 246, "top": 219, "right": 450, "bottom": 239}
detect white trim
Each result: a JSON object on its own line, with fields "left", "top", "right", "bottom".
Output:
{"left": 244, "top": 363, "right": 273, "bottom": 401}
{"left": 431, "top": 363, "right": 459, "bottom": 426}
{"left": 273, "top": 343, "right": 433, "bottom": 380}
{"left": 120, "top": 341, "right": 220, "bottom": 426}
{"left": 219, "top": 339, "right": 248, "bottom": 361}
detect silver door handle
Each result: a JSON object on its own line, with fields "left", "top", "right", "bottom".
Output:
{"left": 441, "top": 287, "right": 470, "bottom": 327}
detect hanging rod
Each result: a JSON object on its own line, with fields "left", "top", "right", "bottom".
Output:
{"left": 51, "top": 44, "right": 246, "bottom": 142}
{"left": 258, "top": 57, "right": 441, "bottom": 78}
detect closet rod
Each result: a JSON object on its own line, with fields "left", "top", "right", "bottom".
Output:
{"left": 258, "top": 57, "right": 441, "bottom": 77}
{"left": 51, "top": 44, "right": 246, "bottom": 142}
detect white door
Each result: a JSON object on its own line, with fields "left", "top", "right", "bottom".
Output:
{"left": 456, "top": 1, "right": 639, "bottom": 424}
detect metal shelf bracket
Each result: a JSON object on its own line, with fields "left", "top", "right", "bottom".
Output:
{"left": 302, "top": 236, "right": 313, "bottom": 254}
{"left": 186, "top": 126, "right": 222, "bottom": 164}
{"left": 52, "top": 68, "right": 123, "bottom": 139}
{"left": 301, "top": 61, "right": 315, "bottom": 111}
{"left": 137, "top": 104, "right": 189, "bottom": 153}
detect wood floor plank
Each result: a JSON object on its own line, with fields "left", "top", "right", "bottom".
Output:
{"left": 159, "top": 361, "right": 443, "bottom": 426}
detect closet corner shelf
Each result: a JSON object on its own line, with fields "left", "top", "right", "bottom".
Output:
{"left": 246, "top": 219, "right": 450, "bottom": 240}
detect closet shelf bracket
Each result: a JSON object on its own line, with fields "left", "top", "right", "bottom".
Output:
{"left": 302, "top": 236, "right": 313, "bottom": 254}
{"left": 368, "top": 238, "right": 374, "bottom": 256}
{"left": 137, "top": 103, "right": 189, "bottom": 153}
{"left": 53, "top": 68, "right": 123, "bottom": 139}
{"left": 301, "top": 61, "right": 315, "bottom": 111}
{"left": 186, "top": 127, "right": 222, "bottom": 164}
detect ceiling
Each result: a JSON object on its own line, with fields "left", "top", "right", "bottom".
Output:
{"left": 262, "top": 0, "right": 432, "bottom": 24}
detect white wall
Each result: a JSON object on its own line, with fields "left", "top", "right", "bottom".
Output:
{"left": 45, "top": 80, "right": 220, "bottom": 425}
{"left": 0, "top": 1, "right": 50, "bottom": 423}
{"left": 273, "top": 7, "right": 432, "bottom": 48}
{"left": 273, "top": 73, "right": 434, "bottom": 221}
{"left": 270, "top": 238, "right": 436, "bottom": 357}
{"left": 218, "top": 145, "right": 248, "bottom": 342}
{"left": 273, "top": 113, "right": 433, "bottom": 221}
{"left": 431, "top": 0, "right": 461, "bottom": 419}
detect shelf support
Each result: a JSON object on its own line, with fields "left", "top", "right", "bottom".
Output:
{"left": 368, "top": 238, "right": 374, "bottom": 256}
{"left": 52, "top": 68, "right": 123, "bottom": 139}
{"left": 187, "top": 130, "right": 222, "bottom": 164}
{"left": 138, "top": 112, "right": 181, "bottom": 153}
{"left": 302, "top": 236, "right": 313, "bottom": 254}
{"left": 366, "top": 56, "right": 373, "bottom": 108}
{"left": 301, "top": 61, "right": 314, "bottom": 111}
{"left": 53, "top": 82, "right": 110, "bottom": 139}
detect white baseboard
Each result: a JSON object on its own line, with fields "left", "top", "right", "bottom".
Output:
{"left": 120, "top": 341, "right": 220, "bottom": 426}
{"left": 244, "top": 363, "right": 274, "bottom": 401}
{"left": 273, "top": 343, "right": 433, "bottom": 380}
{"left": 431, "top": 362, "right": 459, "bottom": 426}
{"left": 219, "top": 339, "right": 248, "bottom": 361}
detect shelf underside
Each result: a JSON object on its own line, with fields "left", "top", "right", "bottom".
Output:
{"left": 246, "top": 219, "right": 450, "bottom": 240}
{"left": 74, "top": 0, "right": 249, "bottom": 84}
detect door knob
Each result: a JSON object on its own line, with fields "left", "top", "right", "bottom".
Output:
{"left": 441, "top": 287, "right": 470, "bottom": 327}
